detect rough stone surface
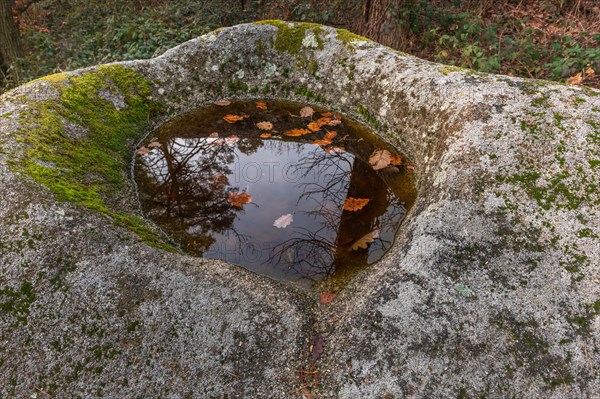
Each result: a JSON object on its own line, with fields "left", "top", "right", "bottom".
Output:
{"left": 1, "top": 21, "right": 599, "bottom": 398}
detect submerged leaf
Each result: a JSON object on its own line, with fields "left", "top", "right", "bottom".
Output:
{"left": 256, "top": 101, "right": 268, "bottom": 110}
{"left": 256, "top": 121, "right": 273, "bottom": 131}
{"left": 214, "top": 99, "right": 231, "bottom": 106}
{"left": 136, "top": 147, "right": 150, "bottom": 155}
{"left": 147, "top": 141, "right": 162, "bottom": 148}
{"left": 390, "top": 153, "right": 402, "bottom": 165}
{"left": 228, "top": 192, "right": 252, "bottom": 207}
{"left": 260, "top": 133, "right": 272, "bottom": 138}
{"left": 313, "top": 138, "right": 333, "bottom": 146}
{"left": 324, "top": 131, "right": 337, "bottom": 140}
{"left": 308, "top": 117, "right": 332, "bottom": 132}
{"left": 343, "top": 197, "right": 370, "bottom": 211}
{"left": 273, "top": 213, "right": 294, "bottom": 228}
{"left": 369, "top": 149, "right": 392, "bottom": 170}
{"left": 208, "top": 132, "right": 219, "bottom": 138}
{"left": 300, "top": 106, "right": 314, "bottom": 118}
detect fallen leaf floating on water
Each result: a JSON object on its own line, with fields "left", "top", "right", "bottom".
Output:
{"left": 260, "top": 133, "right": 272, "bottom": 138}
{"left": 308, "top": 117, "right": 332, "bottom": 132}
{"left": 350, "top": 229, "right": 380, "bottom": 251}
{"left": 390, "top": 153, "right": 402, "bottom": 165}
{"left": 319, "top": 292, "right": 336, "bottom": 304}
{"left": 223, "top": 114, "right": 246, "bottom": 124}
{"left": 225, "top": 135, "right": 240, "bottom": 145}
{"left": 283, "top": 128, "right": 311, "bottom": 137}
{"left": 273, "top": 213, "right": 294, "bottom": 228}
{"left": 324, "top": 146, "right": 345, "bottom": 153}
{"left": 214, "top": 99, "right": 231, "bottom": 106}
{"left": 256, "top": 101, "right": 268, "bottom": 110}
{"left": 256, "top": 121, "right": 273, "bottom": 131}
{"left": 369, "top": 149, "right": 392, "bottom": 170}
{"left": 300, "top": 106, "right": 314, "bottom": 118}
{"left": 313, "top": 139, "right": 332, "bottom": 146}
{"left": 321, "top": 112, "right": 332, "bottom": 117}
{"left": 147, "top": 141, "right": 162, "bottom": 148}
{"left": 227, "top": 192, "right": 252, "bottom": 207}
{"left": 343, "top": 197, "right": 370, "bottom": 211}
{"left": 327, "top": 115, "right": 342, "bottom": 126}
{"left": 208, "top": 132, "right": 219, "bottom": 138}
{"left": 136, "top": 147, "right": 150, "bottom": 155}
{"left": 324, "top": 131, "right": 337, "bottom": 140}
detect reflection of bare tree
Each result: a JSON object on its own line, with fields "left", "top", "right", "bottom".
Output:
{"left": 269, "top": 146, "right": 407, "bottom": 283}
{"left": 135, "top": 137, "right": 263, "bottom": 255}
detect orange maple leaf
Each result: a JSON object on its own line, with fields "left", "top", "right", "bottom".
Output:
{"left": 227, "top": 192, "right": 252, "bottom": 207}
{"left": 324, "top": 131, "right": 337, "bottom": 140}
{"left": 390, "top": 153, "right": 402, "bottom": 165}
{"left": 223, "top": 114, "right": 246, "bottom": 124}
{"left": 307, "top": 117, "right": 332, "bottom": 132}
{"left": 343, "top": 197, "right": 370, "bottom": 211}
{"left": 284, "top": 128, "right": 311, "bottom": 137}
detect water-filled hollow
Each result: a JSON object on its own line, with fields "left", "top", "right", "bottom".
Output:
{"left": 134, "top": 100, "right": 416, "bottom": 288}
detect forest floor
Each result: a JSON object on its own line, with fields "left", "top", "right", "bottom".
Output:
{"left": 2, "top": 0, "right": 599, "bottom": 93}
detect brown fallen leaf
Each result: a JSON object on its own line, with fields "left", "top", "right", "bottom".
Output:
{"left": 327, "top": 115, "right": 342, "bottom": 126}
{"left": 260, "top": 133, "right": 272, "bottom": 138}
{"left": 256, "top": 121, "right": 273, "bottom": 131}
{"left": 585, "top": 66, "right": 595, "bottom": 78}
{"left": 319, "top": 292, "right": 336, "bottom": 304}
{"left": 324, "top": 146, "right": 345, "bottom": 153}
{"left": 566, "top": 72, "right": 583, "bottom": 85}
{"left": 324, "top": 131, "right": 337, "bottom": 140}
{"left": 309, "top": 334, "right": 325, "bottom": 364}
{"left": 214, "top": 99, "right": 231, "bottom": 106}
{"left": 300, "top": 106, "right": 314, "bottom": 118}
{"left": 223, "top": 114, "right": 246, "bottom": 124}
{"left": 313, "top": 138, "right": 333, "bottom": 146}
{"left": 308, "top": 117, "right": 333, "bottom": 132}
{"left": 390, "top": 153, "right": 402, "bottom": 165}
{"left": 208, "top": 132, "right": 219, "bottom": 138}
{"left": 343, "top": 197, "right": 370, "bottom": 211}
{"left": 369, "top": 149, "right": 392, "bottom": 170}
{"left": 321, "top": 112, "right": 333, "bottom": 117}
{"left": 256, "top": 101, "right": 268, "bottom": 110}
{"left": 283, "top": 128, "right": 311, "bottom": 137}
{"left": 147, "top": 141, "right": 162, "bottom": 148}
{"left": 351, "top": 230, "right": 380, "bottom": 251}
{"left": 136, "top": 147, "right": 150, "bottom": 155}
{"left": 227, "top": 192, "right": 252, "bottom": 207}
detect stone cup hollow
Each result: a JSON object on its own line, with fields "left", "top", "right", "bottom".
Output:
{"left": 134, "top": 99, "right": 416, "bottom": 288}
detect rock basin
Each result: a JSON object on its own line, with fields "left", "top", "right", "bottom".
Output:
{"left": 0, "top": 21, "right": 598, "bottom": 398}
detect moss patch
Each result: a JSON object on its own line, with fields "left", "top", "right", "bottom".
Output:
{"left": 255, "top": 20, "right": 324, "bottom": 55}
{"left": 9, "top": 65, "right": 175, "bottom": 251}
{"left": 0, "top": 281, "right": 36, "bottom": 326}
{"left": 336, "top": 28, "right": 370, "bottom": 47}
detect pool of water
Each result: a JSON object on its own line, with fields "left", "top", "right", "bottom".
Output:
{"left": 134, "top": 100, "right": 416, "bottom": 288}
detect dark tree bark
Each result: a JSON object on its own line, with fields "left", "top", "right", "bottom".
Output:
{"left": 0, "top": 0, "right": 22, "bottom": 83}
{"left": 358, "top": 0, "right": 404, "bottom": 50}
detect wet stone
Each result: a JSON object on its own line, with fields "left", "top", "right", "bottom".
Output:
{"left": 135, "top": 100, "right": 416, "bottom": 288}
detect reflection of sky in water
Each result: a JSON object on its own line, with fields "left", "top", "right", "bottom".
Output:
{"left": 138, "top": 137, "right": 406, "bottom": 286}
{"left": 135, "top": 100, "right": 414, "bottom": 288}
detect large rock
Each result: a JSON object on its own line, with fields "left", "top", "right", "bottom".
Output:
{"left": 1, "top": 21, "right": 598, "bottom": 398}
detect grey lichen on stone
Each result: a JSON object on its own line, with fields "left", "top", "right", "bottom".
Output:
{"left": 0, "top": 21, "right": 599, "bottom": 398}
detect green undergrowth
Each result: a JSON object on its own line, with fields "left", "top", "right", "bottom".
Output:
{"left": 11, "top": 65, "right": 175, "bottom": 252}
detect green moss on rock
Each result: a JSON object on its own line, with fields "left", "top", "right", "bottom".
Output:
{"left": 255, "top": 20, "right": 324, "bottom": 55}
{"left": 9, "top": 65, "right": 176, "bottom": 251}
{"left": 335, "top": 28, "right": 370, "bottom": 46}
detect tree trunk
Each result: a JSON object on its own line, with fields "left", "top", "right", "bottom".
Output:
{"left": 358, "top": 0, "right": 404, "bottom": 50}
{"left": 0, "top": 0, "right": 22, "bottom": 83}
